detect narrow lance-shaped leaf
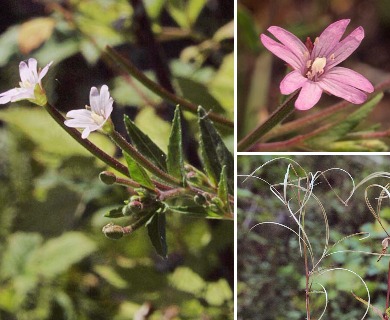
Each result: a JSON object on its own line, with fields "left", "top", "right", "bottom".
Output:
{"left": 104, "top": 207, "right": 124, "bottom": 218}
{"left": 167, "top": 106, "right": 185, "bottom": 184}
{"left": 147, "top": 212, "right": 167, "bottom": 258}
{"left": 218, "top": 165, "right": 230, "bottom": 214}
{"left": 124, "top": 115, "right": 167, "bottom": 171}
{"left": 306, "top": 92, "right": 383, "bottom": 147}
{"left": 123, "top": 152, "right": 155, "bottom": 191}
{"left": 198, "top": 106, "right": 233, "bottom": 193}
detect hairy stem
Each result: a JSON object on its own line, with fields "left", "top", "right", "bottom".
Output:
{"left": 304, "top": 242, "right": 311, "bottom": 320}
{"left": 105, "top": 46, "right": 234, "bottom": 129}
{"left": 237, "top": 92, "right": 298, "bottom": 151}
{"left": 44, "top": 103, "right": 130, "bottom": 177}
{"left": 109, "top": 130, "right": 181, "bottom": 186}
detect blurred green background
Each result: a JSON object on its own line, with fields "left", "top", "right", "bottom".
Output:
{"left": 0, "top": 0, "right": 233, "bottom": 319}
{"left": 238, "top": 155, "right": 390, "bottom": 319}
{"left": 238, "top": 0, "right": 390, "bottom": 142}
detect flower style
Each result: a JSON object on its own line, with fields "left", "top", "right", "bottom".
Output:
{"left": 260, "top": 19, "right": 374, "bottom": 110}
{"left": 64, "top": 85, "right": 113, "bottom": 139}
{"left": 0, "top": 58, "right": 52, "bottom": 105}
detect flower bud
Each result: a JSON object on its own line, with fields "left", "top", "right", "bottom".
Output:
{"left": 194, "top": 194, "right": 207, "bottom": 205}
{"left": 102, "top": 223, "right": 124, "bottom": 240}
{"left": 99, "top": 171, "right": 116, "bottom": 185}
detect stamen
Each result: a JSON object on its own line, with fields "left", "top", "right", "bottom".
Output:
{"left": 330, "top": 53, "right": 335, "bottom": 60}
{"left": 314, "top": 37, "right": 319, "bottom": 46}
{"left": 306, "top": 60, "right": 312, "bottom": 68}
{"left": 91, "top": 112, "right": 104, "bottom": 124}
{"left": 306, "top": 57, "right": 327, "bottom": 80}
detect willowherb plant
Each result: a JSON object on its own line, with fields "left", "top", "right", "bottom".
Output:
{"left": 0, "top": 54, "right": 233, "bottom": 258}
{"left": 239, "top": 157, "right": 390, "bottom": 319}
{"left": 237, "top": 17, "right": 390, "bottom": 152}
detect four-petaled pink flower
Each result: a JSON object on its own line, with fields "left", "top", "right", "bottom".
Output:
{"left": 260, "top": 19, "right": 374, "bottom": 110}
{"left": 0, "top": 58, "right": 52, "bottom": 104}
{"left": 64, "top": 85, "right": 113, "bottom": 139}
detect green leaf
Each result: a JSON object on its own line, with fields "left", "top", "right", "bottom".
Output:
{"left": 0, "top": 25, "right": 19, "bottom": 67}
{"left": 124, "top": 115, "right": 167, "bottom": 171}
{"left": 237, "top": 6, "right": 261, "bottom": 53}
{"left": 29, "top": 232, "right": 97, "bottom": 278}
{"left": 104, "top": 206, "right": 124, "bottom": 218}
{"left": 306, "top": 93, "right": 384, "bottom": 147}
{"left": 168, "top": 205, "right": 208, "bottom": 217}
{"left": 94, "top": 265, "right": 127, "bottom": 289}
{"left": 123, "top": 152, "right": 155, "bottom": 190}
{"left": 176, "top": 76, "right": 226, "bottom": 114}
{"left": 166, "top": 106, "right": 184, "bottom": 183}
{"left": 209, "top": 53, "right": 234, "bottom": 116}
{"left": 0, "top": 107, "right": 115, "bottom": 165}
{"left": 1, "top": 232, "right": 43, "bottom": 279}
{"left": 217, "top": 165, "right": 230, "bottom": 212}
{"left": 198, "top": 106, "right": 233, "bottom": 192}
{"left": 167, "top": 0, "right": 207, "bottom": 28}
{"left": 147, "top": 212, "right": 167, "bottom": 258}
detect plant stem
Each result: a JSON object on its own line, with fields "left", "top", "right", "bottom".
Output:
{"left": 386, "top": 260, "right": 390, "bottom": 319}
{"left": 109, "top": 130, "right": 181, "bottom": 186}
{"left": 304, "top": 242, "right": 311, "bottom": 320}
{"left": 43, "top": 103, "right": 130, "bottom": 178}
{"left": 105, "top": 46, "right": 234, "bottom": 129}
{"left": 237, "top": 92, "right": 297, "bottom": 151}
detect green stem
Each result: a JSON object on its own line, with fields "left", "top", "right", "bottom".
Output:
{"left": 237, "top": 92, "right": 297, "bottom": 151}
{"left": 109, "top": 130, "right": 181, "bottom": 186}
{"left": 105, "top": 46, "right": 234, "bottom": 129}
{"left": 44, "top": 103, "right": 130, "bottom": 177}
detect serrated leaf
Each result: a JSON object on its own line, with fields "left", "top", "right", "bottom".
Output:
{"left": 166, "top": 106, "right": 184, "bottom": 183}
{"left": 124, "top": 115, "right": 167, "bottom": 171}
{"left": 306, "top": 93, "right": 383, "bottom": 147}
{"left": 104, "top": 206, "right": 124, "bottom": 218}
{"left": 218, "top": 165, "right": 229, "bottom": 209}
{"left": 198, "top": 106, "right": 233, "bottom": 192}
{"left": 29, "top": 232, "right": 97, "bottom": 278}
{"left": 123, "top": 152, "right": 155, "bottom": 190}
{"left": 147, "top": 213, "right": 167, "bottom": 258}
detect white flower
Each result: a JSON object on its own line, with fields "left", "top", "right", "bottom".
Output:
{"left": 0, "top": 58, "right": 52, "bottom": 104}
{"left": 64, "top": 85, "right": 114, "bottom": 139}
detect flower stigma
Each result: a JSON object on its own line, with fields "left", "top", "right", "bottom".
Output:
{"left": 306, "top": 57, "right": 327, "bottom": 80}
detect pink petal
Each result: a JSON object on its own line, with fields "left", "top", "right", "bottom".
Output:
{"left": 89, "top": 86, "right": 100, "bottom": 113}
{"left": 260, "top": 34, "right": 302, "bottom": 70}
{"left": 280, "top": 70, "right": 307, "bottom": 94}
{"left": 10, "top": 89, "right": 35, "bottom": 102}
{"left": 312, "top": 19, "right": 350, "bottom": 59}
{"left": 38, "top": 61, "right": 53, "bottom": 81}
{"left": 19, "top": 61, "right": 30, "bottom": 83}
{"left": 326, "top": 27, "right": 364, "bottom": 69}
{"left": 66, "top": 109, "right": 94, "bottom": 122}
{"left": 81, "top": 127, "right": 92, "bottom": 139}
{"left": 295, "top": 82, "right": 323, "bottom": 110}
{"left": 0, "top": 88, "right": 19, "bottom": 104}
{"left": 321, "top": 67, "right": 374, "bottom": 93}
{"left": 267, "top": 26, "right": 308, "bottom": 69}
{"left": 99, "top": 85, "right": 112, "bottom": 116}
{"left": 318, "top": 77, "right": 368, "bottom": 104}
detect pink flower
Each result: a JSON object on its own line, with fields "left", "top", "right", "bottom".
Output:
{"left": 260, "top": 19, "right": 374, "bottom": 110}
{"left": 64, "top": 85, "right": 113, "bottom": 139}
{"left": 0, "top": 58, "right": 52, "bottom": 104}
